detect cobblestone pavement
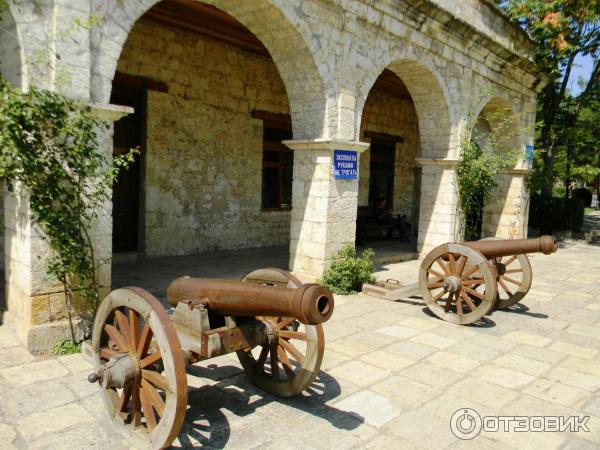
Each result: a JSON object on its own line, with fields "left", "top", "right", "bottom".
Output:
{"left": 1, "top": 238, "right": 600, "bottom": 449}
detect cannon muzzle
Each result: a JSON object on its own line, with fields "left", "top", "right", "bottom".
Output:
{"left": 463, "top": 235, "right": 556, "bottom": 259}
{"left": 166, "top": 277, "right": 334, "bottom": 325}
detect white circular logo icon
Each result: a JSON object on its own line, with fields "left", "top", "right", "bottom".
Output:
{"left": 450, "top": 408, "right": 482, "bottom": 440}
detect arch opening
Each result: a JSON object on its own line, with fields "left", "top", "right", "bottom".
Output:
{"left": 92, "top": 0, "right": 326, "bottom": 139}
{"left": 0, "top": 3, "right": 25, "bottom": 320}
{"left": 470, "top": 97, "right": 524, "bottom": 240}
{"left": 109, "top": 0, "right": 310, "bottom": 261}
{"left": 355, "top": 59, "right": 453, "bottom": 251}
{"left": 0, "top": 4, "right": 25, "bottom": 89}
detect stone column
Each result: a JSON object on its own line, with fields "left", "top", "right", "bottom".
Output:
{"left": 415, "top": 158, "right": 461, "bottom": 254}
{"left": 3, "top": 104, "right": 132, "bottom": 352}
{"left": 482, "top": 169, "right": 530, "bottom": 239}
{"left": 284, "top": 139, "right": 369, "bottom": 280}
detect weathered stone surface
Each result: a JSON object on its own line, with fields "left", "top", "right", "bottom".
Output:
{"left": 524, "top": 379, "right": 590, "bottom": 408}
{"left": 388, "top": 410, "right": 458, "bottom": 448}
{"left": 471, "top": 364, "right": 536, "bottom": 389}
{"left": 57, "top": 353, "right": 92, "bottom": 374}
{"left": 332, "top": 390, "right": 400, "bottom": 428}
{"left": 0, "top": 424, "right": 17, "bottom": 447}
{"left": 329, "top": 360, "right": 391, "bottom": 388}
{"left": 16, "top": 403, "right": 96, "bottom": 442}
{"left": 0, "top": 378, "right": 76, "bottom": 419}
{"left": 0, "top": 359, "right": 69, "bottom": 386}
{"left": 0, "top": 346, "right": 35, "bottom": 369}
{"left": 27, "top": 424, "right": 127, "bottom": 450}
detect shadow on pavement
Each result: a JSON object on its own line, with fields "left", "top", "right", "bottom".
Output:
{"left": 490, "top": 303, "right": 549, "bottom": 319}
{"left": 421, "top": 306, "right": 497, "bottom": 328}
{"left": 174, "top": 365, "right": 363, "bottom": 449}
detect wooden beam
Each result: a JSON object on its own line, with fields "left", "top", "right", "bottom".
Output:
{"left": 144, "top": 0, "right": 269, "bottom": 57}
{"left": 371, "top": 69, "right": 411, "bottom": 100}
{"left": 252, "top": 110, "right": 292, "bottom": 129}
{"left": 114, "top": 72, "right": 168, "bottom": 93}
{"left": 364, "top": 130, "right": 405, "bottom": 144}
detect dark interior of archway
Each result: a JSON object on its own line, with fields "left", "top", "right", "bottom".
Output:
{"left": 370, "top": 69, "right": 411, "bottom": 100}
{"left": 145, "top": 0, "right": 269, "bottom": 55}
{"left": 113, "top": 0, "right": 300, "bottom": 254}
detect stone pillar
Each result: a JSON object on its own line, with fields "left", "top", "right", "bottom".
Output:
{"left": 482, "top": 169, "right": 530, "bottom": 239}
{"left": 415, "top": 158, "right": 461, "bottom": 254}
{"left": 3, "top": 104, "right": 132, "bottom": 352}
{"left": 284, "top": 139, "right": 369, "bottom": 280}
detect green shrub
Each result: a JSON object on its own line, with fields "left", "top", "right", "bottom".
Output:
{"left": 320, "top": 244, "right": 376, "bottom": 295}
{"left": 574, "top": 187, "right": 593, "bottom": 208}
{"left": 50, "top": 339, "right": 82, "bottom": 355}
{"left": 529, "top": 194, "right": 585, "bottom": 232}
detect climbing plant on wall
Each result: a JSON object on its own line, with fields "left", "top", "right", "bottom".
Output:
{"left": 0, "top": 80, "right": 136, "bottom": 342}
{"left": 456, "top": 102, "right": 523, "bottom": 240}
{"left": 0, "top": 1, "right": 136, "bottom": 344}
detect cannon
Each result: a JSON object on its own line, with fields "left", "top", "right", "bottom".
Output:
{"left": 362, "top": 236, "right": 556, "bottom": 325}
{"left": 88, "top": 268, "right": 334, "bottom": 449}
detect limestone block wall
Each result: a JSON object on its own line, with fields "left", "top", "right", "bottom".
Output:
{"left": 482, "top": 172, "right": 529, "bottom": 239}
{"left": 417, "top": 164, "right": 460, "bottom": 252}
{"left": 116, "top": 19, "right": 292, "bottom": 256}
{"left": 287, "top": 140, "right": 368, "bottom": 279}
{"left": 0, "top": 8, "right": 23, "bottom": 88}
{"left": 358, "top": 90, "right": 420, "bottom": 218}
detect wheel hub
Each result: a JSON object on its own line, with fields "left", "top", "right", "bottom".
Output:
{"left": 443, "top": 275, "right": 461, "bottom": 293}
{"left": 89, "top": 353, "right": 138, "bottom": 389}
{"left": 495, "top": 262, "right": 506, "bottom": 276}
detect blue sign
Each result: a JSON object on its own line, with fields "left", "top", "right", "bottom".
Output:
{"left": 333, "top": 149, "right": 358, "bottom": 179}
{"left": 524, "top": 144, "right": 534, "bottom": 161}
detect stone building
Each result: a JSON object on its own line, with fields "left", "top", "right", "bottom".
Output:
{"left": 0, "top": 0, "right": 540, "bottom": 350}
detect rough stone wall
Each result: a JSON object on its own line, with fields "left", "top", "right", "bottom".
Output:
{"left": 417, "top": 164, "right": 461, "bottom": 252}
{"left": 117, "top": 19, "right": 292, "bottom": 256}
{"left": 358, "top": 90, "right": 420, "bottom": 218}
{"left": 0, "top": 8, "right": 23, "bottom": 270}
{"left": 482, "top": 172, "right": 528, "bottom": 239}
{"left": 0, "top": 10, "right": 23, "bottom": 89}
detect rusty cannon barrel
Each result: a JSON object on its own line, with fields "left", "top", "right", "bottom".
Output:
{"left": 462, "top": 235, "right": 556, "bottom": 259}
{"left": 166, "top": 277, "right": 334, "bottom": 325}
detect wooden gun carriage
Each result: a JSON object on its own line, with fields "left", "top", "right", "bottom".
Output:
{"left": 88, "top": 268, "right": 333, "bottom": 449}
{"left": 363, "top": 236, "right": 557, "bottom": 325}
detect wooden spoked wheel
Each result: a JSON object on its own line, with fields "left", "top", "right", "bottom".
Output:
{"left": 236, "top": 269, "right": 325, "bottom": 397}
{"left": 482, "top": 238, "right": 533, "bottom": 310}
{"left": 91, "top": 288, "right": 187, "bottom": 450}
{"left": 419, "top": 243, "right": 498, "bottom": 325}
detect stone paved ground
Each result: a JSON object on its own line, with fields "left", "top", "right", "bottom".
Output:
{"left": 1, "top": 236, "right": 600, "bottom": 449}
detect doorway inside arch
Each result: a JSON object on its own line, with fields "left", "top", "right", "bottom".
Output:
{"left": 356, "top": 69, "right": 419, "bottom": 261}
{"left": 110, "top": 0, "right": 296, "bottom": 265}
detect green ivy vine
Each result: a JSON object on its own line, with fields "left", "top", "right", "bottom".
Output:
{"left": 0, "top": 79, "right": 136, "bottom": 342}
{"left": 456, "top": 104, "right": 522, "bottom": 241}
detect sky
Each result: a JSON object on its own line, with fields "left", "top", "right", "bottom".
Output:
{"left": 568, "top": 53, "right": 596, "bottom": 95}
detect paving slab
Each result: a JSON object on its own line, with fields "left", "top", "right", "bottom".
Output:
{"left": 0, "top": 237, "right": 599, "bottom": 448}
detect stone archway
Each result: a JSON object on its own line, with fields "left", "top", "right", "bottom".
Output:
{"left": 355, "top": 53, "right": 456, "bottom": 253}
{"left": 356, "top": 54, "right": 454, "bottom": 159}
{"left": 473, "top": 96, "right": 528, "bottom": 239}
{"left": 90, "top": 0, "right": 327, "bottom": 140}
{"left": 108, "top": 1, "right": 309, "bottom": 259}
{"left": 0, "top": 3, "right": 25, "bottom": 280}
{"left": 355, "top": 69, "right": 420, "bottom": 245}
{"left": 0, "top": 3, "right": 26, "bottom": 90}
